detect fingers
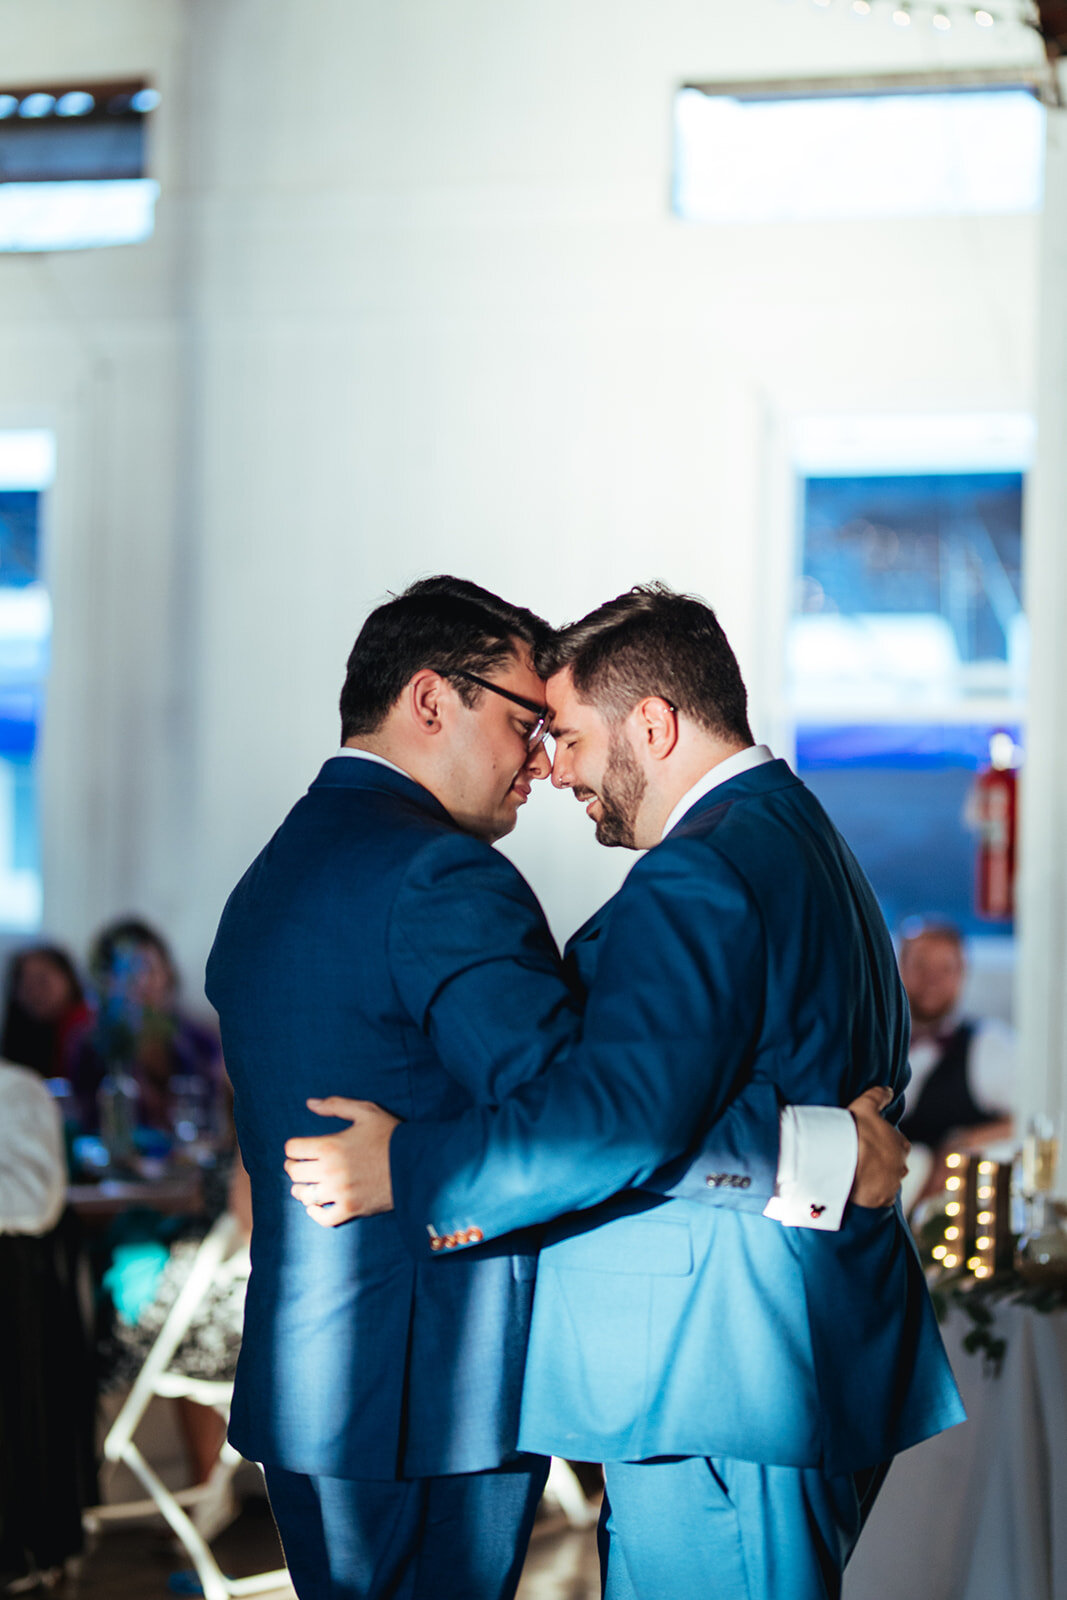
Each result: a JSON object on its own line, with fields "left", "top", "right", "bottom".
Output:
{"left": 305, "top": 1201, "right": 349, "bottom": 1229}
{"left": 852, "top": 1085, "right": 893, "bottom": 1113}
{"left": 284, "top": 1137, "right": 333, "bottom": 1161}
{"left": 305, "top": 1096, "right": 372, "bottom": 1121}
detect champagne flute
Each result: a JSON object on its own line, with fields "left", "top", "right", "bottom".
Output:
{"left": 1019, "top": 1112, "right": 1061, "bottom": 1237}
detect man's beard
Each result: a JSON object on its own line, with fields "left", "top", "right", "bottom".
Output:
{"left": 593, "top": 730, "right": 647, "bottom": 849}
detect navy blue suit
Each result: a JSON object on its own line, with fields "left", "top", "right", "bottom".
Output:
{"left": 389, "top": 760, "right": 965, "bottom": 1598}
{"left": 205, "top": 757, "right": 789, "bottom": 1599}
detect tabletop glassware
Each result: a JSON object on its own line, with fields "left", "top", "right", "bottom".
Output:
{"left": 1016, "top": 1113, "right": 1067, "bottom": 1281}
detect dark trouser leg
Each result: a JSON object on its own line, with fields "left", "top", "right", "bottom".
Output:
{"left": 263, "top": 1464, "right": 420, "bottom": 1600}
{"left": 263, "top": 1456, "right": 548, "bottom": 1600}
{"left": 411, "top": 1453, "right": 549, "bottom": 1600}
{"left": 601, "top": 1455, "right": 885, "bottom": 1600}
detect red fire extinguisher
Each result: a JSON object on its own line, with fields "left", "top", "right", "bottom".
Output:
{"left": 967, "top": 733, "right": 1019, "bottom": 921}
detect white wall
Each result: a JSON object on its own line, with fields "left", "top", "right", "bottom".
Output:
{"left": 0, "top": 0, "right": 1044, "bottom": 985}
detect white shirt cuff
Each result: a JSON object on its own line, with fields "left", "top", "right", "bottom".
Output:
{"left": 763, "top": 1105, "right": 857, "bottom": 1231}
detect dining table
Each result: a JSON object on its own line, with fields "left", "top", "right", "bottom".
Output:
{"left": 844, "top": 1298, "right": 1067, "bottom": 1600}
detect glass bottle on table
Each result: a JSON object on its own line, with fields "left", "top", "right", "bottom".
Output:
{"left": 97, "top": 1070, "right": 139, "bottom": 1168}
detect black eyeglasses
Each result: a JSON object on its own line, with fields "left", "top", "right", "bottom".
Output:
{"left": 446, "top": 670, "right": 552, "bottom": 752}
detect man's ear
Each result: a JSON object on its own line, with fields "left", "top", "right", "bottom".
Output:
{"left": 408, "top": 670, "right": 446, "bottom": 733}
{"left": 637, "top": 697, "right": 678, "bottom": 760}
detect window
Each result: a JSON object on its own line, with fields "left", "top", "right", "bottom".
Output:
{"left": 674, "top": 76, "right": 1045, "bottom": 224}
{"left": 0, "top": 81, "right": 160, "bottom": 252}
{"left": 782, "top": 417, "right": 1029, "bottom": 940}
{"left": 0, "top": 431, "right": 54, "bottom": 931}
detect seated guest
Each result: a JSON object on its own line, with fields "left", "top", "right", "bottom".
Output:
{"left": 0, "top": 1057, "right": 66, "bottom": 1235}
{"left": 899, "top": 920, "right": 1015, "bottom": 1210}
{"left": 70, "top": 917, "right": 223, "bottom": 1138}
{"left": 0, "top": 943, "right": 91, "bottom": 1080}
{"left": 0, "top": 1059, "right": 96, "bottom": 1589}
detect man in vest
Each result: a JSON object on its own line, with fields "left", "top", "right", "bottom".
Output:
{"left": 898, "top": 921, "right": 1015, "bottom": 1210}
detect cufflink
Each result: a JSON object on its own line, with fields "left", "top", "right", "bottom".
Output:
{"left": 810, "top": 1204, "right": 826, "bottom": 1218}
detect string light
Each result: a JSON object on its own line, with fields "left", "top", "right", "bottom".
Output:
{"left": 19, "top": 93, "right": 55, "bottom": 118}
{"left": 946, "top": 1175, "right": 962, "bottom": 1191}
{"left": 946, "top": 1153, "right": 963, "bottom": 1169}
{"left": 945, "top": 1201, "right": 961, "bottom": 1217}
{"left": 804, "top": 1, "right": 1036, "bottom": 30}
{"left": 943, "top": 1254, "right": 959, "bottom": 1268}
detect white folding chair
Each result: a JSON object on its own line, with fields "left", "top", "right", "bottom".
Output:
{"left": 84, "top": 1212, "right": 290, "bottom": 1600}
{"left": 543, "top": 1457, "right": 600, "bottom": 1529}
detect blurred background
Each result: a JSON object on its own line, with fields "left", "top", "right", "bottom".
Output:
{"left": 1, "top": 0, "right": 1065, "bottom": 1118}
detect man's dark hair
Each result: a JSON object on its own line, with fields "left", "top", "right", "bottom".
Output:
{"left": 540, "top": 583, "right": 754, "bottom": 745}
{"left": 89, "top": 916, "right": 179, "bottom": 994}
{"left": 900, "top": 920, "right": 965, "bottom": 955}
{"left": 340, "top": 576, "right": 551, "bottom": 740}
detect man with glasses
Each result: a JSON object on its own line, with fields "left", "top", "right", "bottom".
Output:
{"left": 207, "top": 577, "right": 906, "bottom": 1600}
{"left": 281, "top": 583, "right": 962, "bottom": 1600}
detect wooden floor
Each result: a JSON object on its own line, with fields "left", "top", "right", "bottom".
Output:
{"left": 54, "top": 1492, "right": 600, "bottom": 1600}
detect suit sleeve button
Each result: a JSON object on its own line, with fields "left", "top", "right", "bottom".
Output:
{"left": 467, "top": 1227, "right": 484, "bottom": 1243}
{"left": 430, "top": 1237, "right": 444, "bottom": 1252}
{"left": 443, "top": 1234, "right": 458, "bottom": 1248}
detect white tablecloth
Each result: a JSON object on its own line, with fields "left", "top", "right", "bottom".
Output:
{"left": 844, "top": 1303, "right": 1067, "bottom": 1600}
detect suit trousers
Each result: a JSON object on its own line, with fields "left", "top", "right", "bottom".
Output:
{"left": 263, "top": 1456, "right": 548, "bottom": 1600}
{"left": 599, "top": 1455, "right": 888, "bottom": 1600}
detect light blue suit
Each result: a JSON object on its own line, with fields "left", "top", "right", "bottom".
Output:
{"left": 389, "top": 760, "right": 965, "bottom": 1598}
{"left": 205, "top": 756, "right": 794, "bottom": 1599}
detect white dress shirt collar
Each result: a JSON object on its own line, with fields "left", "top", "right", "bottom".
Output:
{"left": 660, "top": 744, "right": 775, "bottom": 842}
{"left": 335, "top": 747, "right": 413, "bottom": 780}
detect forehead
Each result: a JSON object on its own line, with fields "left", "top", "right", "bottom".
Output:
{"left": 546, "top": 668, "right": 603, "bottom": 730}
{"left": 903, "top": 936, "right": 963, "bottom": 967}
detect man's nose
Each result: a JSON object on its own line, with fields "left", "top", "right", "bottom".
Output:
{"left": 525, "top": 741, "right": 552, "bottom": 782}
{"left": 550, "top": 749, "right": 570, "bottom": 789}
